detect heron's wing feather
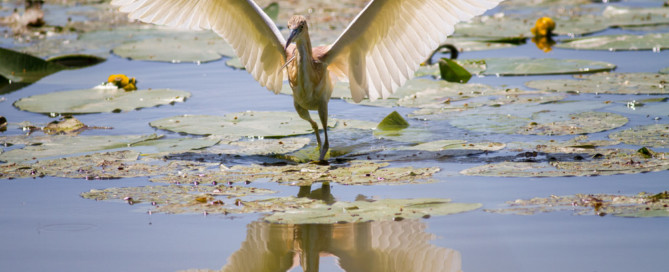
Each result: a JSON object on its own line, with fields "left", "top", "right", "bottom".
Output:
{"left": 111, "top": 0, "right": 286, "bottom": 93}
{"left": 322, "top": 0, "right": 502, "bottom": 102}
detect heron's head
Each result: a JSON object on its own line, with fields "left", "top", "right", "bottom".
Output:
{"left": 286, "top": 15, "right": 307, "bottom": 50}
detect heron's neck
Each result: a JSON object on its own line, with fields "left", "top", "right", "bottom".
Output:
{"left": 295, "top": 32, "right": 313, "bottom": 64}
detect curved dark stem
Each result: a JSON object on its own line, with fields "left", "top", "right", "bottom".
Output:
{"left": 425, "top": 44, "right": 459, "bottom": 65}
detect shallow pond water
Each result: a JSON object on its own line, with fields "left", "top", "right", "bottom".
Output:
{"left": 1, "top": 0, "right": 669, "bottom": 271}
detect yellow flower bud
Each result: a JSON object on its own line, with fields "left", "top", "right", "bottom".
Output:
{"left": 531, "top": 17, "right": 556, "bottom": 37}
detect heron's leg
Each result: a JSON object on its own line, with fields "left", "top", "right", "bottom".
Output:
{"left": 317, "top": 102, "right": 329, "bottom": 162}
{"left": 294, "top": 101, "right": 322, "bottom": 148}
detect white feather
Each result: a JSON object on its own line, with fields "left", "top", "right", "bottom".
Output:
{"left": 111, "top": 0, "right": 286, "bottom": 93}
{"left": 324, "top": 0, "right": 503, "bottom": 102}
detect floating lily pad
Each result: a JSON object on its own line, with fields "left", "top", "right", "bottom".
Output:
{"left": 112, "top": 34, "right": 235, "bottom": 63}
{"left": 526, "top": 73, "right": 669, "bottom": 95}
{"left": 557, "top": 32, "right": 669, "bottom": 51}
{"left": 151, "top": 161, "right": 439, "bottom": 186}
{"left": 0, "top": 134, "right": 161, "bottom": 163}
{"left": 208, "top": 138, "right": 312, "bottom": 156}
{"left": 0, "top": 149, "right": 223, "bottom": 180}
{"left": 225, "top": 57, "right": 245, "bottom": 69}
{"left": 450, "top": 111, "right": 627, "bottom": 136}
{"left": 396, "top": 140, "right": 505, "bottom": 152}
{"left": 506, "top": 135, "right": 620, "bottom": 155}
{"left": 0, "top": 47, "right": 65, "bottom": 85}
{"left": 439, "top": 58, "right": 471, "bottom": 83}
{"left": 461, "top": 148, "right": 669, "bottom": 177}
{"left": 485, "top": 192, "right": 669, "bottom": 217}
{"left": 150, "top": 111, "right": 334, "bottom": 138}
{"left": 81, "top": 184, "right": 276, "bottom": 214}
{"left": 472, "top": 58, "right": 616, "bottom": 76}
{"left": 609, "top": 124, "right": 669, "bottom": 148}
{"left": 377, "top": 111, "right": 409, "bottom": 131}
{"left": 265, "top": 198, "right": 482, "bottom": 224}
{"left": 14, "top": 87, "right": 190, "bottom": 114}
{"left": 129, "top": 137, "right": 222, "bottom": 155}
{"left": 455, "top": 15, "right": 530, "bottom": 38}
{"left": 602, "top": 6, "right": 669, "bottom": 28}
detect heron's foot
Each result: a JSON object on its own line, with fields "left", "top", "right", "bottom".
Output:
{"left": 317, "top": 139, "right": 329, "bottom": 162}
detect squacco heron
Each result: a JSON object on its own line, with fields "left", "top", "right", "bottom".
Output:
{"left": 111, "top": 0, "right": 503, "bottom": 162}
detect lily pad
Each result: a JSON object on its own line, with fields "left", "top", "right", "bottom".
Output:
{"left": 609, "top": 124, "right": 669, "bottom": 148}
{"left": 472, "top": 58, "right": 616, "bottom": 76}
{"left": 0, "top": 47, "right": 65, "bottom": 85}
{"left": 0, "top": 134, "right": 161, "bottom": 163}
{"left": 265, "top": 198, "right": 482, "bottom": 224}
{"left": 396, "top": 140, "right": 505, "bottom": 152}
{"left": 129, "top": 137, "right": 223, "bottom": 155}
{"left": 14, "top": 87, "right": 190, "bottom": 114}
{"left": 461, "top": 149, "right": 669, "bottom": 177}
{"left": 439, "top": 58, "right": 471, "bottom": 83}
{"left": 557, "top": 32, "right": 669, "bottom": 51}
{"left": 112, "top": 34, "right": 235, "bottom": 63}
{"left": 81, "top": 184, "right": 276, "bottom": 214}
{"left": 450, "top": 111, "right": 627, "bottom": 136}
{"left": 149, "top": 111, "right": 334, "bottom": 138}
{"left": 485, "top": 192, "right": 669, "bottom": 217}
{"left": 0, "top": 149, "right": 223, "bottom": 180}
{"left": 602, "top": 6, "right": 669, "bottom": 28}
{"left": 151, "top": 160, "right": 439, "bottom": 186}
{"left": 377, "top": 111, "right": 409, "bottom": 131}
{"left": 506, "top": 135, "right": 620, "bottom": 155}
{"left": 526, "top": 73, "right": 669, "bottom": 95}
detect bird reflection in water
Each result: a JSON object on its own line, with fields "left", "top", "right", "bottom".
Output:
{"left": 187, "top": 183, "right": 462, "bottom": 272}
{"left": 217, "top": 219, "right": 461, "bottom": 272}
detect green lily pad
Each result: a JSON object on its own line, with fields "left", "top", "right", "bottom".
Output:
{"left": 263, "top": 2, "right": 279, "bottom": 21}
{"left": 81, "top": 184, "right": 276, "bottom": 214}
{"left": 129, "top": 137, "right": 222, "bottom": 155}
{"left": 0, "top": 149, "right": 223, "bottom": 180}
{"left": 450, "top": 111, "right": 627, "bottom": 136}
{"left": 225, "top": 57, "right": 245, "bottom": 69}
{"left": 149, "top": 111, "right": 334, "bottom": 138}
{"left": 151, "top": 160, "right": 439, "bottom": 186}
{"left": 377, "top": 111, "right": 409, "bottom": 131}
{"left": 557, "top": 32, "right": 669, "bottom": 51}
{"left": 609, "top": 124, "right": 669, "bottom": 148}
{"left": 0, "top": 134, "right": 161, "bottom": 163}
{"left": 439, "top": 58, "right": 472, "bottom": 83}
{"left": 455, "top": 16, "right": 530, "bottom": 38}
{"left": 396, "top": 140, "right": 505, "bottom": 152}
{"left": 485, "top": 192, "right": 669, "bottom": 217}
{"left": 0, "top": 47, "right": 65, "bottom": 84}
{"left": 506, "top": 135, "right": 620, "bottom": 155}
{"left": 112, "top": 34, "right": 235, "bottom": 63}
{"left": 526, "top": 73, "right": 669, "bottom": 95}
{"left": 473, "top": 58, "right": 616, "bottom": 76}
{"left": 14, "top": 87, "right": 191, "bottom": 114}
{"left": 461, "top": 149, "right": 669, "bottom": 177}
{"left": 265, "top": 198, "right": 482, "bottom": 224}
{"left": 602, "top": 6, "right": 669, "bottom": 28}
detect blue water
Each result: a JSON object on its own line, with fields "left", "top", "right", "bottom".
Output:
{"left": 1, "top": 1, "right": 669, "bottom": 271}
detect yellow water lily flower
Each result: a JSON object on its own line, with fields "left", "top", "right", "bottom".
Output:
{"left": 531, "top": 17, "right": 556, "bottom": 37}
{"left": 107, "top": 74, "right": 137, "bottom": 91}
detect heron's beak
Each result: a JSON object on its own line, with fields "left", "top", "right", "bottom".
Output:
{"left": 285, "top": 28, "right": 299, "bottom": 50}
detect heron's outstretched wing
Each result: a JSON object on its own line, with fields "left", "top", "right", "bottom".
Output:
{"left": 321, "top": 0, "right": 502, "bottom": 102}
{"left": 111, "top": 0, "right": 287, "bottom": 93}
